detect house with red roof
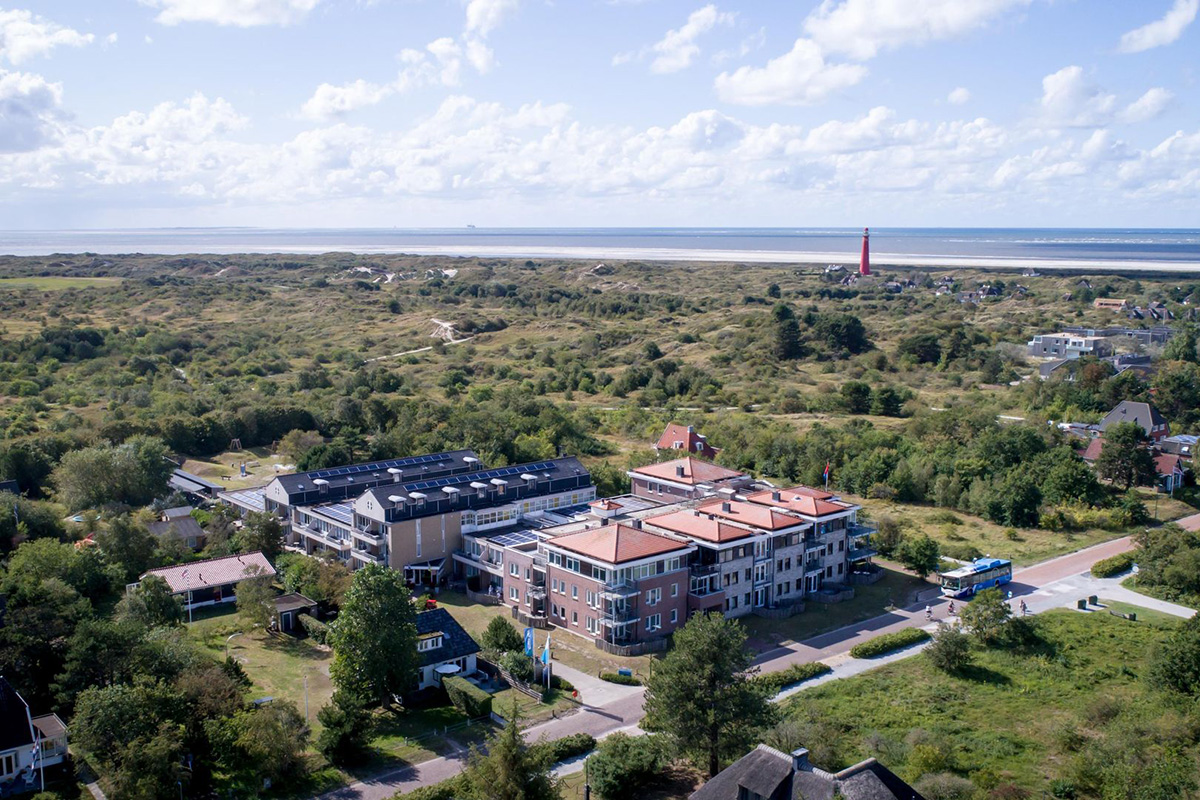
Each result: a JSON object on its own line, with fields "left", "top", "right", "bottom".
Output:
{"left": 135, "top": 551, "right": 276, "bottom": 612}
{"left": 654, "top": 423, "right": 719, "bottom": 460}
{"left": 627, "top": 456, "right": 750, "bottom": 502}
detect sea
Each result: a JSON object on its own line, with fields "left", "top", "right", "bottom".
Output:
{"left": 2, "top": 228, "right": 1199, "bottom": 271}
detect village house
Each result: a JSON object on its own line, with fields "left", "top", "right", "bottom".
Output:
{"left": 1094, "top": 298, "right": 1129, "bottom": 311}
{"left": 0, "top": 677, "right": 68, "bottom": 796}
{"left": 1099, "top": 401, "right": 1169, "bottom": 442}
{"left": 628, "top": 456, "right": 751, "bottom": 502}
{"left": 654, "top": 422, "right": 719, "bottom": 460}
{"left": 691, "top": 744, "right": 925, "bottom": 800}
{"left": 414, "top": 608, "right": 481, "bottom": 690}
{"left": 134, "top": 551, "right": 276, "bottom": 612}
{"left": 148, "top": 507, "right": 206, "bottom": 551}
{"left": 1026, "top": 332, "right": 1113, "bottom": 360}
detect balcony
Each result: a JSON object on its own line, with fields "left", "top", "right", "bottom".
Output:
{"left": 600, "top": 580, "right": 639, "bottom": 599}
{"left": 848, "top": 546, "right": 878, "bottom": 562}
{"left": 603, "top": 605, "right": 638, "bottom": 623}
{"left": 805, "top": 558, "right": 823, "bottom": 573}
{"left": 452, "top": 549, "right": 505, "bottom": 576}
{"left": 352, "top": 549, "right": 382, "bottom": 564}
{"left": 847, "top": 522, "right": 877, "bottom": 540}
{"left": 297, "top": 524, "right": 351, "bottom": 551}
{"left": 690, "top": 562, "right": 720, "bottom": 577}
{"left": 352, "top": 527, "right": 384, "bottom": 544}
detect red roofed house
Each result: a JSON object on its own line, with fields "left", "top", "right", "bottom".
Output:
{"left": 654, "top": 423, "right": 719, "bottom": 460}
{"left": 628, "top": 456, "right": 751, "bottom": 502}
{"left": 135, "top": 551, "right": 276, "bottom": 612}
{"left": 542, "top": 521, "right": 694, "bottom": 652}
{"left": 1079, "top": 439, "right": 1188, "bottom": 493}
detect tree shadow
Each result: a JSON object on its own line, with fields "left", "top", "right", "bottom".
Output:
{"left": 260, "top": 633, "right": 330, "bottom": 661}
{"left": 955, "top": 663, "right": 1012, "bottom": 686}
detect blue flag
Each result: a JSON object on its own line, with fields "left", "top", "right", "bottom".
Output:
{"left": 524, "top": 627, "right": 534, "bottom": 657}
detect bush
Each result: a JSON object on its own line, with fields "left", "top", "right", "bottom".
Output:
{"left": 589, "top": 732, "right": 669, "bottom": 799}
{"left": 599, "top": 672, "right": 641, "bottom": 686}
{"left": 550, "top": 674, "right": 575, "bottom": 693}
{"left": 941, "top": 541, "right": 983, "bottom": 561}
{"left": 299, "top": 613, "right": 328, "bottom": 644}
{"left": 752, "top": 662, "right": 831, "bottom": 693}
{"left": 531, "top": 732, "right": 595, "bottom": 764}
{"left": 913, "top": 772, "right": 977, "bottom": 800}
{"left": 925, "top": 626, "right": 972, "bottom": 673}
{"left": 480, "top": 616, "right": 524, "bottom": 654}
{"left": 850, "top": 628, "right": 931, "bottom": 659}
{"left": 1090, "top": 551, "right": 1135, "bottom": 578}
{"left": 393, "top": 775, "right": 467, "bottom": 799}
{"left": 316, "top": 693, "right": 372, "bottom": 766}
{"left": 444, "top": 676, "right": 492, "bottom": 718}
{"left": 500, "top": 651, "right": 535, "bottom": 683}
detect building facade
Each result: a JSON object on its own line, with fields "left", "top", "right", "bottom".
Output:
{"left": 628, "top": 456, "right": 751, "bottom": 502}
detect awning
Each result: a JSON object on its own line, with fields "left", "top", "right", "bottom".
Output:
{"left": 435, "top": 664, "right": 462, "bottom": 675}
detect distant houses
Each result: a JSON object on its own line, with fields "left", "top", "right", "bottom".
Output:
{"left": 1067, "top": 401, "right": 1189, "bottom": 493}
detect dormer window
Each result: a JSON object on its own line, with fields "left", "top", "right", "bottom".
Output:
{"left": 418, "top": 633, "right": 444, "bottom": 652}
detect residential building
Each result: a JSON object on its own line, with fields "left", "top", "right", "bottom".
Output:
{"left": 690, "top": 744, "right": 924, "bottom": 800}
{"left": 414, "top": 608, "right": 480, "bottom": 690}
{"left": 1026, "top": 332, "right": 1113, "bottom": 360}
{"left": 148, "top": 509, "right": 206, "bottom": 551}
{"left": 628, "top": 457, "right": 751, "bottom": 502}
{"left": 1161, "top": 435, "right": 1197, "bottom": 462}
{"left": 1099, "top": 401, "right": 1169, "bottom": 441}
{"left": 1094, "top": 298, "right": 1129, "bottom": 311}
{"left": 169, "top": 468, "right": 222, "bottom": 500}
{"left": 655, "top": 422, "right": 719, "bottom": 460}
{"left": 272, "top": 593, "right": 317, "bottom": 633}
{"left": 0, "top": 677, "right": 68, "bottom": 796}
{"left": 1059, "top": 325, "right": 1174, "bottom": 346}
{"left": 542, "top": 521, "right": 694, "bottom": 651}
{"left": 644, "top": 508, "right": 756, "bottom": 618}
{"left": 134, "top": 551, "right": 276, "bottom": 611}
{"left": 1154, "top": 454, "right": 1187, "bottom": 493}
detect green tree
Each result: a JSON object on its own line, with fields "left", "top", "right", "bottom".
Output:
{"left": 897, "top": 332, "right": 942, "bottom": 364}
{"left": 53, "top": 618, "right": 142, "bottom": 709}
{"left": 0, "top": 492, "right": 64, "bottom": 554}
{"left": 481, "top": 616, "right": 525, "bottom": 655}
{"left": 115, "top": 574, "right": 184, "bottom": 628}
{"left": 461, "top": 705, "right": 561, "bottom": 800}
{"left": 1148, "top": 614, "right": 1200, "bottom": 697}
{"left": 329, "top": 563, "right": 419, "bottom": 706}
{"left": 52, "top": 435, "right": 173, "bottom": 511}
{"left": 1162, "top": 324, "right": 1199, "bottom": 363}
{"left": 107, "top": 723, "right": 188, "bottom": 800}
{"left": 316, "top": 691, "right": 373, "bottom": 766}
{"left": 960, "top": 588, "right": 1012, "bottom": 646}
{"left": 588, "top": 732, "right": 669, "bottom": 800}
{"left": 1039, "top": 449, "right": 1105, "bottom": 506}
{"left": 1096, "top": 422, "right": 1156, "bottom": 491}
{"left": 924, "top": 626, "right": 972, "bottom": 673}
{"left": 231, "top": 701, "right": 311, "bottom": 786}
{"left": 841, "top": 382, "right": 873, "bottom": 414}
{"left": 236, "top": 566, "right": 276, "bottom": 630}
{"left": 986, "top": 471, "right": 1042, "bottom": 528}
{"left": 234, "top": 511, "right": 285, "bottom": 560}
{"left": 870, "top": 386, "right": 904, "bottom": 417}
{"left": 772, "top": 304, "right": 803, "bottom": 361}
{"left": 643, "top": 612, "right": 774, "bottom": 777}
{"left": 898, "top": 534, "right": 941, "bottom": 579}
{"left": 95, "top": 514, "right": 158, "bottom": 583}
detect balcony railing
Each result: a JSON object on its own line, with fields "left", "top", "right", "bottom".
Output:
{"left": 848, "top": 546, "right": 878, "bottom": 562}
{"left": 847, "top": 522, "right": 877, "bottom": 539}
{"left": 805, "top": 558, "right": 823, "bottom": 573}
{"left": 297, "top": 524, "right": 351, "bottom": 550}
{"left": 352, "top": 549, "right": 382, "bottom": 563}
{"left": 603, "top": 605, "right": 638, "bottom": 623}
{"left": 600, "top": 580, "right": 639, "bottom": 598}
{"left": 690, "top": 562, "right": 720, "bottom": 577}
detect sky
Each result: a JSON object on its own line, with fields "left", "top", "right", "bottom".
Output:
{"left": 0, "top": 0, "right": 1198, "bottom": 229}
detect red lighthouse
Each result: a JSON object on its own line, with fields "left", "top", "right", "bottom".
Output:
{"left": 859, "top": 227, "right": 871, "bottom": 276}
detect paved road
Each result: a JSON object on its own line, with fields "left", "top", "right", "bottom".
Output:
{"left": 320, "top": 535, "right": 1140, "bottom": 800}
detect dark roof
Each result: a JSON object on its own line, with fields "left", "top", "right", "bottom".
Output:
{"left": 0, "top": 480, "right": 18, "bottom": 495}
{"left": 1099, "top": 401, "right": 1167, "bottom": 437}
{"left": 0, "top": 676, "right": 34, "bottom": 751}
{"left": 690, "top": 745, "right": 925, "bottom": 800}
{"left": 148, "top": 516, "right": 205, "bottom": 541}
{"left": 415, "top": 608, "right": 480, "bottom": 668}
{"left": 163, "top": 506, "right": 193, "bottom": 519}
{"left": 273, "top": 593, "right": 318, "bottom": 614}
{"left": 272, "top": 450, "right": 481, "bottom": 504}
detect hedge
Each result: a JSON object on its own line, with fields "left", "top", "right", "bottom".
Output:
{"left": 531, "top": 732, "right": 596, "bottom": 764}
{"left": 299, "top": 614, "right": 328, "bottom": 644}
{"left": 1091, "top": 550, "right": 1136, "bottom": 578}
{"left": 444, "top": 676, "right": 492, "bottom": 718}
{"left": 850, "top": 628, "right": 931, "bottom": 659}
{"left": 550, "top": 674, "right": 575, "bottom": 693}
{"left": 599, "top": 672, "right": 641, "bottom": 686}
{"left": 392, "top": 775, "right": 466, "bottom": 799}
{"left": 752, "top": 662, "right": 832, "bottom": 693}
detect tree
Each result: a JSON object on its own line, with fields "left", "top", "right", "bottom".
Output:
{"left": 841, "top": 382, "right": 873, "bottom": 414}
{"left": 767, "top": 283, "right": 781, "bottom": 299}
{"left": 1163, "top": 324, "right": 1199, "bottom": 363}
{"left": 328, "top": 563, "right": 419, "bottom": 706}
{"left": 986, "top": 471, "right": 1042, "bottom": 528}
{"left": 52, "top": 436, "right": 173, "bottom": 511}
{"left": 53, "top": 618, "right": 142, "bottom": 709}
{"left": 481, "top": 616, "right": 525, "bottom": 655}
{"left": 897, "top": 332, "right": 942, "bottom": 364}
{"left": 95, "top": 514, "right": 157, "bottom": 583}
{"left": 589, "top": 732, "right": 669, "bottom": 800}
{"left": 115, "top": 574, "right": 184, "bottom": 628}
{"left": 960, "top": 588, "right": 1011, "bottom": 646}
{"left": 461, "top": 705, "right": 561, "bottom": 800}
{"left": 1039, "top": 449, "right": 1104, "bottom": 506}
{"left": 278, "top": 429, "right": 325, "bottom": 462}
{"left": 1096, "top": 422, "right": 1156, "bottom": 491}
{"left": 107, "top": 723, "right": 188, "bottom": 800}
{"left": 236, "top": 566, "right": 276, "bottom": 630}
{"left": 234, "top": 511, "right": 285, "bottom": 560}
{"left": 0, "top": 492, "right": 64, "bottom": 554}
{"left": 1149, "top": 614, "right": 1200, "bottom": 697}
{"left": 317, "top": 691, "right": 373, "bottom": 766}
{"left": 898, "top": 535, "right": 941, "bottom": 579}
{"left": 870, "top": 386, "right": 904, "bottom": 417}
{"left": 772, "top": 304, "right": 803, "bottom": 360}
{"left": 231, "top": 701, "right": 310, "bottom": 786}
{"left": 925, "top": 626, "right": 972, "bottom": 673}
{"left": 643, "top": 613, "right": 774, "bottom": 777}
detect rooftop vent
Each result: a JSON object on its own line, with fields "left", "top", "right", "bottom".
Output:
{"left": 676, "top": 465, "right": 686, "bottom": 478}
{"left": 388, "top": 468, "right": 402, "bottom": 483}
{"left": 721, "top": 502, "right": 732, "bottom": 513}
{"left": 791, "top": 748, "right": 810, "bottom": 772}
{"left": 632, "top": 519, "right": 643, "bottom": 530}
{"left": 771, "top": 490, "right": 781, "bottom": 502}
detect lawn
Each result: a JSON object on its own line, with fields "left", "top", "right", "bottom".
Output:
{"left": 0, "top": 276, "right": 124, "bottom": 290}
{"left": 742, "top": 565, "right": 929, "bottom": 652}
{"left": 777, "top": 608, "right": 1187, "bottom": 794}
{"left": 1121, "top": 574, "right": 1200, "bottom": 610}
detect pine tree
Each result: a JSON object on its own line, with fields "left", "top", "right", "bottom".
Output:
{"left": 462, "top": 704, "right": 561, "bottom": 800}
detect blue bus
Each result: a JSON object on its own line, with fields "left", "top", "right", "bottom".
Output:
{"left": 939, "top": 557, "right": 1013, "bottom": 599}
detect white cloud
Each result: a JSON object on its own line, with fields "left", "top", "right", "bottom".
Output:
{"left": 464, "top": 0, "right": 518, "bottom": 38}
{"left": 1118, "top": 0, "right": 1198, "bottom": 53}
{"left": 647, "top": 5, "right": 735, "bottom": 74}
{"left": 1039, "top": 66, "right": 1115, "bottom": 127}
{"left": 141, "top": 0, "right": 321, "bottom": 27}
{"left": 803, "top": 0, "right": 1033, "bottom": 60}
{"left": 947, "top": 87, "right": 970, "bottom": 105}
{"left": 0, "top": 69, "right": 63, "bottom": 152}
{"left": 104, "top": 33, "right": 119, "bottom": 46}
{"left": 711, "top": 27, "right": 765, "bottom": 65}
{"left": 0, "top": 8, "right": 94, "bottom": 65}
{"left": 1119, "top": 87, "right": 1172, "bottom": 124}
{"left": 300, "top": 79, "right": 393, "bottom": 120}
{"left": 714, "top": 38, "right": 867, "bottom": 106}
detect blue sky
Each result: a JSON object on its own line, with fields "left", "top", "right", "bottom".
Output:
{"left": 1, "top": 0, "right": 1198, "bottom": 228}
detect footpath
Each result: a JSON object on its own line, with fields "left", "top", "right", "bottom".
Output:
{"left": 321, "top": 535, "right": 1154, "bottom": 799}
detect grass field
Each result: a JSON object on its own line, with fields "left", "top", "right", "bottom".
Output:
{"left": 777, "top": 608, "right": 1186, "bottom": 794}
{"left": 743, "top": 566, "right": 930, "bottom": 651}
{"left": 1121, "top": 575, "right": 1200, "bottom": 610}
{"left": 558, "top": 762, "right": 702, "bottom": 799}
{"left": 0, "top": 276, "right": 123, "bottom": 290}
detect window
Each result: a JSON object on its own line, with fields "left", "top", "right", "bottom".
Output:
{"left": 572, "top": 585, "right": 578, "bottom": 600}
{"left": 796, "top": 578, "right": 803, "bottom": 591}
{"left": 645, "top": 613, "right": 662, "bottom": 632}
{"left": 551, "top": 578, "right": 559, "bottom": 593}
{"left": 525, "top": 567, "right": 531, "bottom": 581}
{"left": 838, "top": 563, "right": 844, "bottom": 575}
{"left": 592, "top": 565, "right": 607, "bottom": 581}
{"left": 418, "top": 635, "right": 443, "bottom": 652}
{"left": 510, "top": 563, "right": 520, "bottom": 576}
{"left": 744, "top": 568, "right": 751, "bottom": 581}
{"left": 572, "top": 611, "right": 578, "bottom": 626}
{"left": 777, "top": 583, "right": 786, "bottom": 596}
{"left": 670, "top": 583, "right": 678, "bottom": 597}
{"left": 670, "top": 609, "right": 678, "bottom": 624}
{"left": 838, "top": 540, "right": 844, "bottom": 552}
{"left": 743, "top": 592, "right": 750, "bottom": 606}
{"left": 646, "top": 587, "right": 662, "bottom": 606}
{"left": 776, "top": 559, "right": 784, "bottom": 572}
{"left": 510, "top": 587, "right": 519, "bottom": 601}
{"left": 0, "top": 753, "right": 14, "bottom": 777}
{"left": 586, "top": 616, "right": 596, "bottom": 633}
{"left": 826, "top": 566, "right": 833, "bottom": 578}
{"left": 586, "top": 590, "right": 595, "bottom": 607}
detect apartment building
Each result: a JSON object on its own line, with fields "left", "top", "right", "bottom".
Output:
{"left": 743, "top": 486, "right": 877, "bottom": 582}
{"left": 1026, "top": 332, "right": 1113, "bottom": 360}
{"left": 286, "top": 455, "right": 595, "bottom": 583}
{"left": 628, "top": 456, "right": 751, "bottom": 502}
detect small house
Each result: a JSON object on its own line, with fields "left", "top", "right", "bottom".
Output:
{"left": 148, "top": 510, "right": 206, "bottom": 551}
{"left": 0, "top": 676, "right": 68, "bottom": 795}
{"left": 414, "top": 608, "right": 480, "bottom": 690}
{"left": 654, "top": 422, "right": 719, "bottom": 460}
{"left": 272, "top": 593, "right": 318, "bottom": 634}
{"left": 135, "top": 552, "right": 276, "bottom": 612}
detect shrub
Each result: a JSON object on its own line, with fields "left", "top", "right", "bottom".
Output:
{"left": 924, "top": 626, "right": 972, "bottom": 673}
{"left": 929, "top": 510, "right": 962, "bottom": 526}
{"left": 480, "top": 616, "right": 524, "bottom": 654}
{"left": 850, "top": 628, "right": 931, "bottom": 659}
{"left": 941, "top": 541, "right": 983, "bottom": 561}
{"left": 443, "top": 676, "right": 492, "bottom": 718}
{"left": 1090, "top": 551, "right": 1135, "bottom": 578}
{"left": 501, "top": 651, "right": 535, "bottom": 683}
{"left": 550, "top": 674, "right": 575, "bottom": 693}
{"left": 393, "top": 775, "right": 467, "bottom": 799}
{"left": 599, "top": 672, "right": 641, "bottom": 686}
{"left": 589, "top": 732, "right": 669, "bottom": 799}
{"left": 752, "top": 662, "right": 831, "bottom": 693}
{"left": 299, "top": 614, "right": 328, "bottom": 644}
{"left": 913, "top": 773, "right": 977, "bottom": 800}
{"left": 531, "top": 732, "right": 595, "bottom": 764}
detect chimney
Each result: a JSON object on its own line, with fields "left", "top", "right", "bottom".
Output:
{"left": 686, "top": 425, "right": 694, "bottom": 434}
{"left": 389, "top": 467, "right": 402, "bottom": 483}
{"left": 721, "top": 502, "right": 732, "bottom": 513}
{"left": 632, "top": 519, "right": 643, "bottom": 530}
{"left": 676, "top": 465, "right": 685, "bottom": 478}
{"left": 771, "top": 490, "right": 781, "bottom": 502}
{"left": 601, "top": 517, "right": 609, "bottom": 526}
{"left": 791, "top": 748, "right": 811, "bottom": 772}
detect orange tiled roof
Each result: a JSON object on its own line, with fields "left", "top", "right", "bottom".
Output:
{"left": 698, "top": 499, "right": 809, "bottom": 531}
{"left": 645, "top": 509, "right": 754, "bottom": 543}
{"left": 631, "top": 457, "right": 744, "bottom": 486}
{"left": 745, "top": 487, "right": 849, "bottom": 517}
{"left": 549, "top": 523, "right": 689, "bottom": 564}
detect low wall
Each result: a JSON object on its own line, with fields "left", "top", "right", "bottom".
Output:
{"left": 594, "top": 637, "right": 669, "bottom": 657}
{"left": 466, "top": 588, "right": 502, "bottom": 606}
{"left": 809, "top": 585, "right": 855, "bottom": 604}
{"left": 848, "top": 568, "right": 885, "bottom": 586}
{"left": 512, "top": 607, "right": 550, "bottom": 629}
{"left": 753, "top": 600, "right": 806, "bottom": 619}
